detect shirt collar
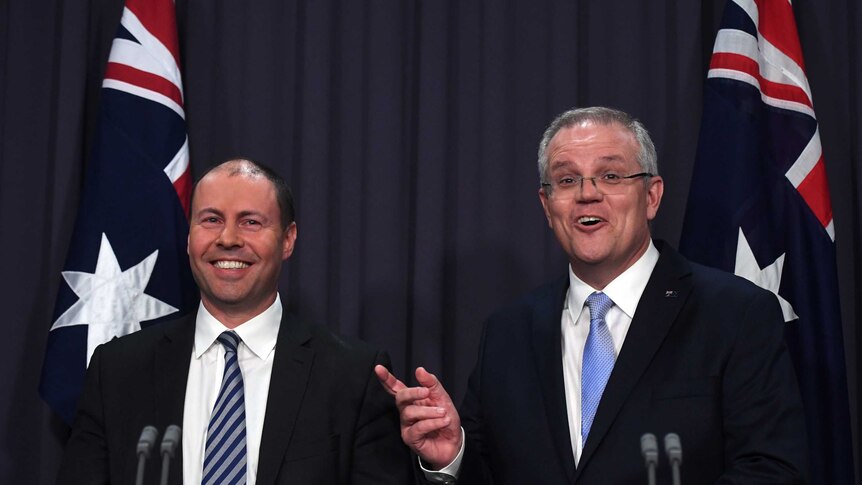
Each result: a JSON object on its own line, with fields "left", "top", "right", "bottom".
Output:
{"left": 565, "top": 240, "right": 660, "bottom": 319}
{"left": 193, "top": 294, "right": 283, "bottom": 359}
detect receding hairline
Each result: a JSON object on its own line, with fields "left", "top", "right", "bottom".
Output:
{"left": 206, "top": 158, "right": 268, "bottom": 180}
{"left": 548, "top": 119, "right": 640, "bottom": 147}
{"left": 191, "top": 158, "right": 296, "bottom": 228}
{"left": 194, "top": 160, "right": 279, "bottom": 201}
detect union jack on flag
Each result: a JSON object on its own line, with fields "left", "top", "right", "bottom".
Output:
{"left": 681, "top": 0, "right": 853, "bottom": 482}
{"left": 40, "top": 0, "right": 198, "bottom": 425}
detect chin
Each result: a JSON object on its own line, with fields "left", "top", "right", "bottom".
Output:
{"left": 569, "top": 245, "right": 611, "bottom": 265}
{"left": 206, "top": 289, "right": 248, "bottom": 306}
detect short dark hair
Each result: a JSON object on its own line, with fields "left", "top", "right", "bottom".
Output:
{"left": 191, "top": 158, "right": 296, "bottom": 229}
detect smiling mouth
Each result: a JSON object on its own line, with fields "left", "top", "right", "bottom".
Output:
{"left": 578, "top": 216, "right": 603, "bottom": 226}
{"left": 213, "top": 260, "right": 250, "bottom": 269}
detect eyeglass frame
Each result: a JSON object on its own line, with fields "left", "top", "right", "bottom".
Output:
{"left": 541, "top": 172, "right": 654, "bottom": 197}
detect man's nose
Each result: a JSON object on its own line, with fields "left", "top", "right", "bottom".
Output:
{"left": 216, "top": 225, "right": 243, "bottom": 247}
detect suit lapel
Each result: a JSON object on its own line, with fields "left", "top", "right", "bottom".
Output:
{"left": 153, "top": 315, "right": 195, "bottom": 484}
{"left": 255, "top": 312, "right": 314, "bottom": 485}
{"left": 575, "top": 243, "right": 692, "bottom": 478}
{"left": 531, "top": 276, "right": 577, "bottom": 483}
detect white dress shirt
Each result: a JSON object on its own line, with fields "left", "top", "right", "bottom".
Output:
{"left": 182, "top": 295, "right": 282, "bottom": 484}
{"left": 562, "top": 241, "right": 659, "bottom": 465}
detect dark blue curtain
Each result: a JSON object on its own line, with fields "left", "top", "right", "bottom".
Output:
{"left": 2, "top": 1, "right": 860, "bottom": 482}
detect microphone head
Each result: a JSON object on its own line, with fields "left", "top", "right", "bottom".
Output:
{"left": 161, "top": 425, "right": 182, "bottom": 457}
{"left": 664, "top": 432, "right": 683, "bottom": 464}
{"left": 640, "top": 433, "right": 659, "bottom": 465}
{"left": 137, "top": 426, "right": 159, "bottom": 458}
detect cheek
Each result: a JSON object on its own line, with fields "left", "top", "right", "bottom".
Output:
{"left": 253, "top": 236, "right": 284, "bottom": 259}
{"left": 550, "top": 215, "right": 571, "bottom": 234}
{"left": 188, "top": 238, "right": 204, "bottom": 255}
{"left": 188, "top": 235, "right": 213, "bottom": 260}
{"left": 547, "top": 204, "right": 570, "bottom": 224}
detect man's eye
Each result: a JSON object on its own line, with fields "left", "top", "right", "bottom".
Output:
{"left": 602, "top": 173, "right": 622, "bottom": 181}
{"left": 203, "top": 217, "right": 219, "bottom": 223}
{"left": 558, "top": 177, "right": 577, "bottom": 187}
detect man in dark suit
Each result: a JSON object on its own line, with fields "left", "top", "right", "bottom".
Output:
{"left": 376, "top": 107, "right": 807, "bottom": 483}
{"left": 59, "top": 159, "right": 410, "bottom": 484}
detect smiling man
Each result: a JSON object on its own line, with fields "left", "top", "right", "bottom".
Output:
{"left": 377, "top": 107, "right": 807, "bottom": 484}
{"left": 59, "top": 159, "right": 410, "bottom": 484}
{"left": 187, "top": 162, "right": 295, "bottom": 328}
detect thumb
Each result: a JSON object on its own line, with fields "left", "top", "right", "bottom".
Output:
{"left": 415, "top": 367, "right": 447, "bottom": 398}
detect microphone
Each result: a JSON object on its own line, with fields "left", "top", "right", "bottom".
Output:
{"left": 159, "top": 425, "right": 182, "bottom": 485}
{"left": 664, "top": 433, "right": 683, "bottom": 485}
{"left": 640, "top": 433, "right": 658, "bottom": 485}
{"left": 135, "top": 426, "right": 159, "bottom": 485}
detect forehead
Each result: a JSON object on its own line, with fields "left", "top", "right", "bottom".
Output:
{"left": 192, "top": 170, "right": 278, "bottom": 211}
{"left": 547, "top": 122, "right": 639, "bottom": 169}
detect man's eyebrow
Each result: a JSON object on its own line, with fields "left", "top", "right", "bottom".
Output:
{"left": 237, "top": 210, "right": 270, "bottom": 222}
{"left": 549, "top": 159, "right": 575, "bottom": 170}
{"left": 548, "top": 154, "right": 629, "bottom": 170}
{"left": 195, "top": 207, "right": 223, "bottom": 217}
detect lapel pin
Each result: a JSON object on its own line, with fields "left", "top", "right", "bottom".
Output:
{"left": 664, "top": 290, "right": 679, "bottom": 298}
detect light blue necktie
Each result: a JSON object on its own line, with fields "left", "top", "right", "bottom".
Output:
{"left": 202, "top": 331, "right": 248, "bottom": 485}
{"left": 581, "top": 292, "right": 616, "bottom": 446}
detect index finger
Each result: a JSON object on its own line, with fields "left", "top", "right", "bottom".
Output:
{"left": 375, "top": 364, "right": 407, "bottom": 396}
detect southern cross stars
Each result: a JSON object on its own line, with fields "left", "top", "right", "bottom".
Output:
{"left": 734, "top": 227, "right": 798, "bottom": 323}
{"left": 51, "top": 233, "right": 179, "bottom": 364}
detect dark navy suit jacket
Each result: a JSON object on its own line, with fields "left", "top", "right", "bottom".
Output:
{"left": 58, "top": 311, "right": 411, "bottom": 484}
{"left": 457, "top": 241, "right": 807, "bottom": 484}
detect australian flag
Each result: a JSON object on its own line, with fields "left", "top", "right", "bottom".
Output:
{"left": 680, "top": 0, "right": 853, "bottom": 482}
{"left": 39, "top": 0, "right": 198, "bottom": 425}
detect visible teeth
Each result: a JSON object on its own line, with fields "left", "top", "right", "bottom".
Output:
{"left": 578, "top": 216, "right": 602, "bottom": 225}
{"left": 214, "top": 261, "right": 249, "bottom": 269}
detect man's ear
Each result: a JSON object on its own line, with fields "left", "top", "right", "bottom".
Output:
{"left": 282, "top": 222, "right": 298, "bottom": 261}
{"left": 538, "top": 187, "right": 553, "bottom": 227}
{"left": 645, "top": 176, "right": 664, "bottom": 221}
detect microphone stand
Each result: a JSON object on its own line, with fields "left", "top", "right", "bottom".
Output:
{"left": 640, "top": 433, "right": 658, "bottom": 485}
{"left": 664, "top": 433, "right": 683, "bottom": 485}
{"left": 160, "top": 425, "right": 182, "bottom": 485}
{"left": 135, "top": 426, "right": 159, "bottom": 485}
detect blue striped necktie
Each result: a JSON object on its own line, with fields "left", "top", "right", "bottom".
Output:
{"left": 581, "top": 292, "right": 616, "bottom": 446}
{"left": 202, "top": 331, "right": 247, "bottom": 484}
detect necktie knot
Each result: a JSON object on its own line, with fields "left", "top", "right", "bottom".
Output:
{"left": 217, "top": 330, "right": 240, "bottom": 355}
{"left": 586, "top": 292, "right": 614, "bottom": 322}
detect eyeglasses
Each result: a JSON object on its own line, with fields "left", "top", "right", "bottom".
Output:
{"left": 541, "top": 172, "right": 653, "bottom": 199}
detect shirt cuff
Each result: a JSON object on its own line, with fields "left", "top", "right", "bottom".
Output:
{"left": 419, "top": 427, "right": 466, "bottom": 483}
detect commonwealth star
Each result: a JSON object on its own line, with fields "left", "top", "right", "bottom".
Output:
{"left": 734, "top": 227, "right": 798, "bottom": 323}
{"left": 51, "top": 233, "right": 179, "bottom": 364}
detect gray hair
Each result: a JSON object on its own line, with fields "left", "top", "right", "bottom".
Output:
{"left": 537, "top": 107, "right": 658, "bottom": 187}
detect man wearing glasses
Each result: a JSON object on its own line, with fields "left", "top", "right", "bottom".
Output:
{"left": 377, "top": 107, "right": 807, "bottom": 483}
